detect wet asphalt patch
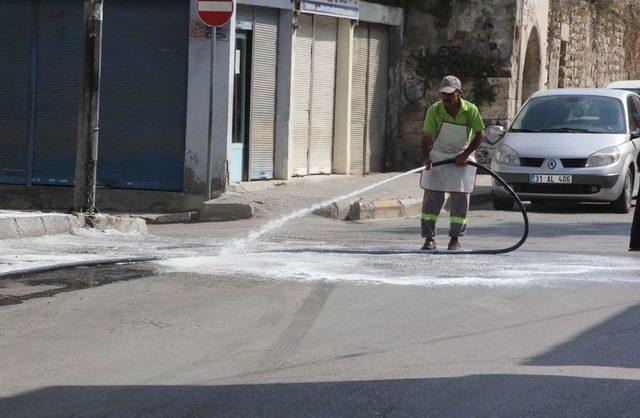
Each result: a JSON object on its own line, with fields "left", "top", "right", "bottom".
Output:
{"left": 0, "top": 262, "right": 158, "bottom": 306}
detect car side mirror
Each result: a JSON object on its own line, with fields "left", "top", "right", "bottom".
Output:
{"left": 631, "top": 129, "right": 640, "bottom": 139}
{"left": 485, "top": 125, "right": 505, "bottom": 145}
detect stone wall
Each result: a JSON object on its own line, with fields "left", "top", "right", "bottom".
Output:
{"left": 547, "top": 0, "right": 638, "bottom": 89}
{"left": 624, "top": 4, "right": 640, "bottom": 80}
{"left": 392, "top": 0, "right": 518, "bottom": 170}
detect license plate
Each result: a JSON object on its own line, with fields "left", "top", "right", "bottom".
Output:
{"left": 530, "top": 174, "right": 573, "bottom": 184}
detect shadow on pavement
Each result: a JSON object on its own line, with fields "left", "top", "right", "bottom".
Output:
{"left": 3, "top": 374, "right": 640, "bottom": 417}
{"left": 527, "top": 303, "right": 640, "bottom": 369}
{"left": 381, "top": 221, "right": 630, "bottom": 238}
{"left": 524, "top": 202, "right": 635, "bottom": 214}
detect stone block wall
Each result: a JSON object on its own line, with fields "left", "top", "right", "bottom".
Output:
{"left": 547, "top": 0, "right": 638, "bottom": 89}
{"left": 390, "top": 0, "right": 518, "bottom": 170}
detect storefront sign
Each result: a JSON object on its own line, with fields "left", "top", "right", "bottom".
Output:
{"left": 300, "top": 0, "right": 359, "bottom": 20}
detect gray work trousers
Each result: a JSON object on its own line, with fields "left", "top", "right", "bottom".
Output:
{"left": 421, "top": 190, "right": 470, "bottom": 239}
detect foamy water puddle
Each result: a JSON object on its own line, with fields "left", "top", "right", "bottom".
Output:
{"left": 157, "top": 242, "right": 640, "bottom": 287}
{"left": 1, "top": 232, "right": 638, "bottom": 287}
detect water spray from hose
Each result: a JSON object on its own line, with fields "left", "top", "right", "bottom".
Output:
{"left": 230, "top": 159, "right": 529, "bottom": 255}
{"left": 227, "top": 166, "right": 427, "bottom": 252}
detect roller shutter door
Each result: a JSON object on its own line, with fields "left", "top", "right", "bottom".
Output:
{"left": 290, "top": 14, "right": 313, "bottom": 176}
{"left": 236, "top": 4, "right": 253, "bottom": 21}
{"left": 249, "top": 8, "right": 278, "bottom": 180}
{"left": 350, "top": 24, "right": 369, "bottom": 175}
{"left": 350, "top": 22, "right": 389, "bottom": 175}
{"left": 98, "top": 0, "right": 188, "bottom": 191}
{"left": 291, "top": 14, "right": 337, "bottom": 176}
{"left": 308, "top": 15, "right": 337, "bottom": 174}
{"left": 0, "top": 1, "right": 33, "bottom": 184}
{"left": 32, "top": 0, "right": 83, "bottom": 185}
{"left": 366, "top": 23, "right": 389, "bottom": 173}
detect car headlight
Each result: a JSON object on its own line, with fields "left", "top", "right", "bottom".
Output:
{"left": 495, "top": 144, "right": 520, "bottom": 166}
{"left": 586, "top": 146, "right": 620, "bottom": 167}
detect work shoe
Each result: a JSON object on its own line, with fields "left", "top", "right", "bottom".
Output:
{"left": 448, "top": 238, "right": 462, "bottom": 251}
{"left": 421, "top": 238, "right": 436, "bottom": 250}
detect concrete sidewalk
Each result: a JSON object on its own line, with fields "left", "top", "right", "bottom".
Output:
{"left": 0, "top": 174, "right": 494, "bottom": 237}
{"left": 0, "top": 211, "right": 148, "bottom": 240}
{"left": 197, "top": 173, "right": 493, "bottom": 222}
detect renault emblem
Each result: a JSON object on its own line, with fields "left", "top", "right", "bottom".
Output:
{"left": 547, "top": 159, "right": 558, "bottom": 170}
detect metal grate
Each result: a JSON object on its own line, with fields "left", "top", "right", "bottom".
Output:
{"left": 519, "top": 157, "right": 545, "bottom": 167}
{"left": 560, "top": 158, "right": 588, "bottom": 168}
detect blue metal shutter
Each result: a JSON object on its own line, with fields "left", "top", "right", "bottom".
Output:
{"left": 0, "top": 1, "right": 34, "bottom": 184}
{"left": 32, "top": 0, "right": 84, "bottom": 186}
{"left": 98, "top": 0, "right": 188, "bottom": 191}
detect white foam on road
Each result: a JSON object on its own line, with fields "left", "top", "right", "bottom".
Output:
{"left": 157, "top": 244, "right": 640, "bottom": 288}
{"left": 1, "top": 232, "right": 638, "bottom": 287}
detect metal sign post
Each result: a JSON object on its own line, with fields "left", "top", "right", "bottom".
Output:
{"left": 205, "top": 26, "right": 217, "bottom": 200}
{"left": 73, "top": 0, "right": 104, "bottom": 213}
{"left": 197, "top": 0, "right": 234, "bottom": 200}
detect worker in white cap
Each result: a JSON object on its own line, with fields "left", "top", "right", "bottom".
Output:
{"left": 420, "top": 75, "right": 486, "bottom": 251}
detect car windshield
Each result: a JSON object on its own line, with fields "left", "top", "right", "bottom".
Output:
{"left": 510, "top": 95, "right": 626, "bottom": 134}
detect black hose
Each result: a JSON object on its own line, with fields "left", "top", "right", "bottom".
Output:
{"left": 427, "top": 158, "right": 529, "bottom": 254}
{"left": 257, "top": 159, "right": 529, "bottom": 256}
{"left": 0, "top": 161, "right": 527, "bottom": 281}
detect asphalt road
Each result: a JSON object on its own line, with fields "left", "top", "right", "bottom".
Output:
{"left": 1, "top": 201, "right": 639, "bottom": 417}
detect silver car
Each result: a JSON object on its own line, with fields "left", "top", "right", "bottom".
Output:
{"left": 489, "top": 88, "right": 640, "bottom": 213}
{"left": 606, "top": 80, "right": 640, "bottom": 96}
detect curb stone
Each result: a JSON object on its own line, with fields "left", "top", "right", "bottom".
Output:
{"left": 0, "top": 213, "right": 148, "bottom": 240}
{"left": 136, "top": 212, "right": 197, "bottom": 224}
{"left": 0, "top": 214, "right": 78, "bottom": 240}
{"left": 313, "top": 201, "right": 351, "bottom": 220}
{"left": 199, "top": 202, "right": 256, "bottom": 221}
{"left": 82, "top": 214, "right": 148, "bottom": 235}
{"left": 314, "top": 189, "right": 493, "bottom": 221}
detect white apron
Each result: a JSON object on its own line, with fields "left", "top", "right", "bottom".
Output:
{"left": 420, "top": 122, "right": 477, "bottom": 193}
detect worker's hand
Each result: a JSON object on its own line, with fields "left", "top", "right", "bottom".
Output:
{"left": 424, "top": 158, "right": 433, "bottom": 171}
{"left": 455, "top": 153, "right": 469, "bottom": 166}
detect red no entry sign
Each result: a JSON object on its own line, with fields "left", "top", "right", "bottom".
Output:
{"left": 197, "top": 0, "right": 234, "bottom": 27}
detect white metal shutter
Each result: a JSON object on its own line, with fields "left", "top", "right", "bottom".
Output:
{"left": 290, "top": 14, "right": 313, "bottom": 176}
{"left": 308, "top": 15, "right": 337, "bottom": 174}
{"left": 350, "top": 23, "right": 369, "bottom": 175}
{"left": 365, "top": 23, "right": 389, "bottom": 173}
{"left": 249, "top": 7, "right": 278, "bottom": 179}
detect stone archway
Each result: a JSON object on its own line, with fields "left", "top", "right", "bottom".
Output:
{"left": 521, "top": 27, "right": 542, "bottom": 103}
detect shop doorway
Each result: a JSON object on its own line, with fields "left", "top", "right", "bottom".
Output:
{"left": 231, "top": 30, "right": 252, "bottom": 183}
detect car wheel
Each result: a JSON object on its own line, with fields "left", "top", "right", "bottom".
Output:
{"left": 493, "top": 194, "right": 514, "bottom": 211}
{"left": 611, "top": 170, "right": 632, "bottom": 214}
